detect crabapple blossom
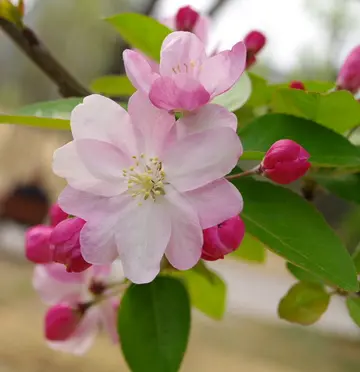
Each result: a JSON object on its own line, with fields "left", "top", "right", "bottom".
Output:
{"left": 124, "top": 31, "right": 246, "bottom": 112}
{"left": 53, "top": 92, "right": 243, "bottom": 283}
{"left": 25, "top": 225, "right": 53, "bottom": 264}
{"left": 336, "top": 45, "right": 360, "bottom": 94}
{"left": 33, "top": 263, "right": 119, "bottom": 354}
{"left": 49, "top": 203, "right": 68, "bottom": 227}
{"left": 201, "top": 215, "right": 245, "bottom": 261}
{"left": 260, "top": 140, "right": 310, "bottom": 184}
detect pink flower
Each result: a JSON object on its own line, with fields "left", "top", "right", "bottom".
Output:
{"left": 45, "top": 304, "right": 81, "bottom": 341}
{"left": 202, "top": 215, "right": 245, "bottom": 261}
{"left": 52, "top": 93, "right": 243, "bottom": 283}
{"left": 49, "top": 203, "right": 68, "bottom": 227}
{"left": 336, "top": 45, "right": 360, "bottom": 93}
{"left": 124, "top": 31, "right": 246, "bottom": 112}
{"left": 163, "top": 5, "right": 210, "bottom": 44}
{"left": 50, "top": 217, "right": 91, "bottom": 273}
{"left": 33, "top": 263, "right": 118, "bottom": 354}
{"left": 25, "top": 225, "right": 53, "bottom": 264}
{"left": 289, "top": 81, "right": 305, "bottom": 90}
{"left": 244, "top": 30, "right": 266, "bottom": 69}
{"left": 261, "top": 139, "right": 310, "bottom": 184}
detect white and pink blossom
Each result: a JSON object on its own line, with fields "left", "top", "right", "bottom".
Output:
{"left": 124, "top": 31, "right": 246, "bottom": 112}
{"left": 33, "top": 263, "right": 118, "bottom": 354}
{"left": 53, "top": 92, "right": 243, "bottom": 284}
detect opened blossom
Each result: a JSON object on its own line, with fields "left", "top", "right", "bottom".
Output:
{"left": 124, "top": 31, "right": 246, "bottom": 112}
{"left": 53, "top": 93, "right": 243, "bottom": 283}
{"left": 33, "top": 263, "right": 118, "bottom": 354}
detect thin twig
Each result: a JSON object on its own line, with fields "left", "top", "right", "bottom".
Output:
{"left": 0, "top": 18, "right": 91, "bottom": 98}
{"left": 208, "top": 0, "right": 230, "bottom": 16}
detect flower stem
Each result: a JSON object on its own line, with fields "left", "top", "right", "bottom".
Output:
{"left": 226, "top": 166, "right": 261, "bottom": 181}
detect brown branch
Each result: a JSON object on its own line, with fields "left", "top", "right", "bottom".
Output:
{"left": 0, "top": 18, "right": 91, "bottom": 98}
{"left": 208, "top": 0, "right": 229, "bottom": 16}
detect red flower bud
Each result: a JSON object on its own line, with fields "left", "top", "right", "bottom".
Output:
{"left": 50, "top": 217, "right": 91, "bottom": 273}
{"left": 337, "top": 45, "right": 360, "bottom": 93}
{"left": 45, "top": 304, "right": 81, "bottom": 341}
{"left": 244, "top": 30, "right": 266, "bottom": 54}
{"left": 25, "top": 225, "right": 53, "bottom": 264}
{"left": 175, "top": 6, "right": 200, "bottom": 32}
{"left": 201, "top": 216, "right": 245, "bottom": 261}
{"left": 289, "top": 80, "right": 305, "bottom": 90}
{"left": 49, "top": 203, "right": 68, "bottom": 227}
{"left": 246, "top": 54, "right": 257, "bottom": 69}
{"left": 261, "top": 139, "right": 310, "bottom": 184}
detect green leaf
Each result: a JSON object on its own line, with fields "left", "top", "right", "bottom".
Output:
{"left": 240, "top": 114, "right": 360, "bottom": 168}
{"left": 346, "top": 297, "right": 360, "bottom": 327}
{"left": 90, "top": 75, "right": 136, "bottom": 96}
{"left": 173, "top": 261, "right": 226, "bottom": 320}
{"left": 16, "top": 98, "right": 83, "bottom": 118}
{"left": 247, "top": 73, "right": 270, "bottom": 107}
{"left": 0, "top": 114, "right": 70, "bottom": 130}
{"left": 286, "top": 262, "right": 324, "bottom": 284}
{"left": 230, "top": 176, "right": 358, "bottom": 291}
{"left": 271, "top": 89, "right": 360, "bottom": 133}
{"left": 352, "top": 244, "right": 360, "bottom": 274}
{"left": 0, "top": 0, "right": 23, "bottom": 26}
{"left": 106, "top": 13, "right": 171, "bottom": 61}
{"left": 212, "top": 72, "right": 252, "bottom": 112}
{"left": 313, "top": 172, "right": 360, "bottom": 205}
{"left": 278, "top": 282, "right": 330, "bottom": 325}
{"left": 118, "top": 276, "right": 190, "bottom": 372}
{"left": 230, "top": 233, "right": 266, "bottom": 263}
{"left": 270, "top": 81, "right": 334, "bottom": 93}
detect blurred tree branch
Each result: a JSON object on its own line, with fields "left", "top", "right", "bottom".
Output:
{"left": 208, "top": 0, "right": 229, "bottom": 16}
{"left": 0, "top": 18, "right": 91, "bottom": 97}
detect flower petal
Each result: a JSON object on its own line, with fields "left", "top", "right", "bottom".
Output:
{"left": 149, "top": 74, "right": 210, "bottom": 112}
{"left": 160, "top": 31, "right": 206, "bottom": 77}
{"left": 184, "top": 179, "right": 243, "bottom": 229}
{"left": 53, "top": 141, "right": 121, "bottom": 197}
{"left": 48, "top": 307, "right": 99, "bottom": 355}
{"left": 33, "top": 264, "right": 83, "bottom": 305}
{"left": 176, "top": 103, "right": 237, "bottom": 139}
{"left": 128, "top": 91, "right": 175, "bottom": 156}
{"left": 123, "top": 49, "right": 159, "bottom": 93}
{"left": 199, "top": 41, "right": 246, "bottom": 97}
{"left": 99, "top": 300, "right": 119, "bottom": 343}
{"left": 164, "top": 187, "right": 202, "bottom": 270}
{"left": 76, "top": 139, "right": 130, "bottom": 182}
{"left": 193, "top": 15, "right": 210, "bottom": 44}
{"left": 71, "top": 94, "right": 136, "bottom": 155}
{"left": 164, "top": 127, "right": 242, "bottom": 191}
{"left": 115, "top": 198, "right": 171, "bottom": 284}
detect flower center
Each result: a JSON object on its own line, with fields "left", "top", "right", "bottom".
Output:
{"left": 122, "top": 154, "right": 166, "bottom": 205}
{"left": 172, "top": 60, "right": 200, "bottom": 74}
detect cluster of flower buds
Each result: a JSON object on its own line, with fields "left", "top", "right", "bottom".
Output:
{"left": 25, "top": 203, "right": 91, "bottom": 273}
{"left": 244, "top": 30, "right": 266, "bottom": 68}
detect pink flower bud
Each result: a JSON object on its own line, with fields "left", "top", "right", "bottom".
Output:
{"left": 49, "top": 203, "right": 68, "bottom": 227}
{"left": 175, "top": 6, "right": 200, "bottom": 32}
{"left": 289, "top": 80, "right": 305, "bottom": 90}
{"left": 25, "top": 225, "right": 53, "bottom": 264}
{"left": 246, "top": 54, "right": 257, "bottom": 69}
{"left": 261, "top": 139, "right": 310, "bottom": 184}
{"left": 201, "top": 216, "right": 245, "bottom": 261}
{"left": 244, "top": 30, "right": 266, "bottom": 54}
{"left": 50, "top": 217, "right": 91, "bottom": 273}
{"left": 45, "top": 304, "right": 81, "bottom": 341}
{"left": 336, "top": 46, "right": 360, "bottom": 93}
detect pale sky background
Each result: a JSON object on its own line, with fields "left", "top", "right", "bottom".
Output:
{"left": 16, "top": 0, "right": 360, "bottom": 73}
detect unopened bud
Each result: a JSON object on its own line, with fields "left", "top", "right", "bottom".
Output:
{"left": 261, "top": 139, "right": 310, "bottom": 184}
{"left": 244, "top": 30, "right": 266, "bottom": 54}
{"left": 45, "top": 304, "right": 81, "bottom": 341}
{"left": 25, "top": 225, "right": 53, "bottom": 264}
{"left": 175, "top": 5, "right": 199, "bottom": 32}
{"left": 50, "top": 217, "right": 91, "bottom": 273}
{"left": 49, "top": 203, "right": 68, "bottom": 227}
{"left": 201, "top": 216, "right": 245, "bottom": 261}
{"left": 336, "top": 45, "right": 360, "bottom": 94}
{"left": 289, "top": 81, "right": 305, "bottom": 90}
